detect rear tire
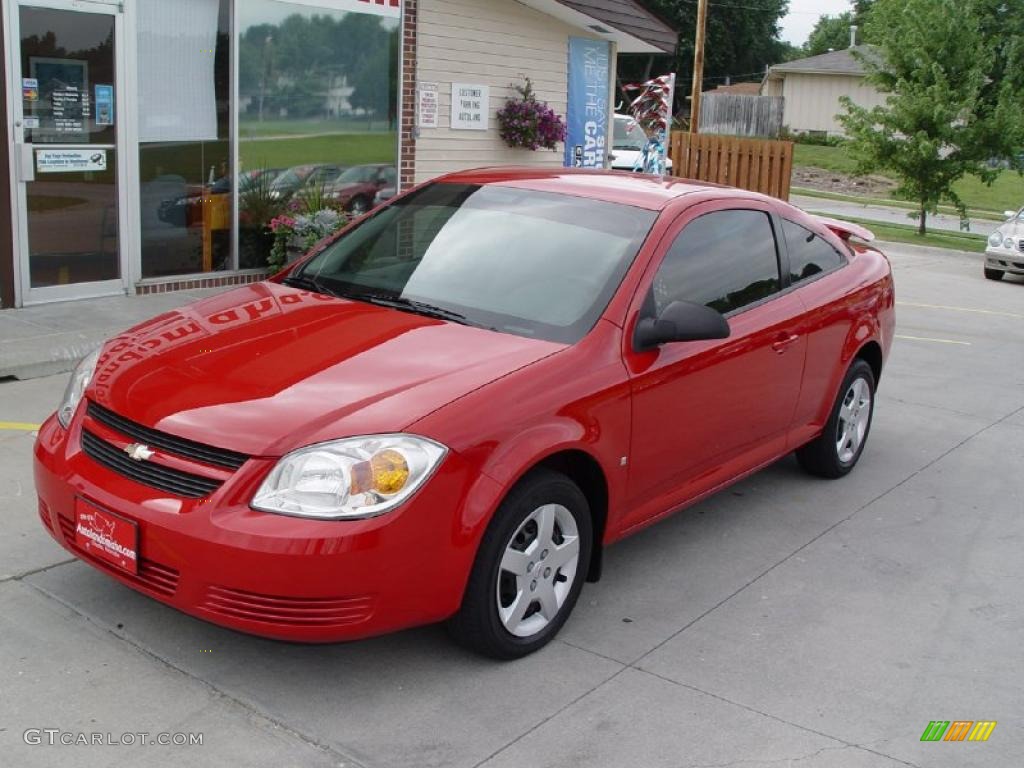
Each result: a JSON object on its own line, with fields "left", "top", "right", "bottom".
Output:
{"left": 448, "top": 468, "right": 592, "bottom": 659}
{"left": 797, "top": 359, "right": 876, "bottom": 479}
{"left": 984, "top": 267, "right": 1004, "bottom": 281}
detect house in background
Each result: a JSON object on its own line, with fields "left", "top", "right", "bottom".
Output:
{"left": 761, "top": 45, "right": 885, "bottom": 138}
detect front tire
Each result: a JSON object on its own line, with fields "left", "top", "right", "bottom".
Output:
{"left": 448, "top": 468, "right": 592, "bottom": 659}
{"left": 984, "top": 267, "right": 1004, "bottom": 281}
{"left": 797, "top": 359, "right": 876, "bottom": 479}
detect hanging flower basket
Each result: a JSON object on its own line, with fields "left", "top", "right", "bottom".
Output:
{"left": 496, "top": 78, "right": 566, "bottom": 151}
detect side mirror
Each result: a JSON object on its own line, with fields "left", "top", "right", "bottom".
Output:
{"left": 634, "top": 300, "right": 731, "bottom": 351}
{"left": 1005, "top": 210, "right": 1018, "bottom": 219}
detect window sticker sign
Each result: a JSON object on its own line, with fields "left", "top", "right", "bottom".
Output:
{"left": 95, "top": 84, "right": 114, "bottom": 126}
{"left": 565, "top": 38, "right": 611, "bottom": 168}
{"left": 451, "top": 83, "right": 489, "bottom": 130}
{"left": 418, "top": 82, "right": 438, "bottom": 129}
{"left": 37, "top": 148, "right": 107, "bottom": 173}
{"left": 22, "top": 78, "right": 39, "bottom": 102}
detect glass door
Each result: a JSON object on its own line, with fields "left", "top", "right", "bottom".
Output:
{"left": 9, "top": 1, "right": 126, "bottom": 303}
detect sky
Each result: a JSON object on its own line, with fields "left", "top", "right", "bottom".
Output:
{"left": 779, "top": 0, "right": 854, "bottom": 46}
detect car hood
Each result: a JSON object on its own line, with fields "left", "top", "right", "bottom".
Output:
{"left": 88, "top": 283, "right": 562, "bottom": 456}
{"left": 1000, "top": 219, "right": 1023, "bottom": 238}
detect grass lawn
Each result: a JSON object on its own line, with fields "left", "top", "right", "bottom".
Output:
{"left": 240, "top": 119, "right": 394, "bottom": 138}
{"left": 792, "top": 144, "right": 1024, "bottom": 216}
{"left": 814, "top": 212, "right": 988, "bottom": 253}
{"left": 239, "top": 132, "right": 397, "bottom": 170}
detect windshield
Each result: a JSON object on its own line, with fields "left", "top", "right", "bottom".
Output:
{"left": 296, "top": 183, "right": 656, "bottom": 343}
{"left": 613, "top": 117, "right": 647, "bottom": 151}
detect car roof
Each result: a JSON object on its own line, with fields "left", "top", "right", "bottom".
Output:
{"left": 436, "top": 167, "right": 775, "bottom": 212}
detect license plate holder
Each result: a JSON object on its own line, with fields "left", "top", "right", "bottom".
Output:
{"left": 74, "top": 497, "right": 138, "bottom": 575}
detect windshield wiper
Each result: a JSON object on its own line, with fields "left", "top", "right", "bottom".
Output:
{"left": 348, "top": 292, "right": 473, "bottom": 326}
{"left": 281, "top": 273, "right": 343, "bottom": 298}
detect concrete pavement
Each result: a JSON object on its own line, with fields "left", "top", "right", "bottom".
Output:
{"left": 1, "top": 243, "right": 1022, "bottom": 767}
{"left": 0, "top": 287, "right": 228, "bottom": 380}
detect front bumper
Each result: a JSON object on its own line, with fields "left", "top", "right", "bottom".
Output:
{"left": 985, "top": 249, "right": 1024, "bottom": 275}
{"left": 34, "top": 411, "right": 501, "bottom": 642}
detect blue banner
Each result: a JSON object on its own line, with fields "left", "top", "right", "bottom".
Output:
{"left": 564, "top": 37, "right": 611, "bottom": 168}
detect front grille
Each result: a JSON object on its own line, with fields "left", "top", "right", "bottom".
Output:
{"left": 38, "top": 499, "right": 55, "bottom": 533}
{"left": 201, "top": 585, "right": 374, "bottom": 627}
{"left": 58, "top": 516, "right": 179, "bottom": 597}
{"left": 1018, "top": 239, "right": 1024, "bottom": 253}
{"left": 81, "top": 429, "right": 222, "bottom": 498}
{"left": 86, "top": 401, "right": 249, "bottom": 470}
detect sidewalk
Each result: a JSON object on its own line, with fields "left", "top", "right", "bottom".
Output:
{"left": 0, "top": 287, "right": 228, "bottom": 380}
{"left": 791, "top": 193, "right": 998, "bottom": 235}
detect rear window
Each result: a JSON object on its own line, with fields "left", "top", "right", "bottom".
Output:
{"left": 781, "top": 219, "right": 845, "bottom": 284}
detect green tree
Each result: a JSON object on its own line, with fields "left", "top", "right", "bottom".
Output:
{"left": 805, "top": 12, "right": 856, "bottom": 56}
{"left": 839, "top": 0, "right": 1024, "bottom": 234}
{"left": 804, "top": 1, "right": 875, "bottom": 55}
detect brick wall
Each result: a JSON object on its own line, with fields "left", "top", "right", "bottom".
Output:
{"left": 399, "top": 0, "right": 418, "bottom": 191}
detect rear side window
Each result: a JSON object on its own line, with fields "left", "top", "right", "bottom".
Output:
{"left": 782, "top": 219, "right": 845, "bottom": 283}
{"left": 652, "top": 209, "right": 781, "bottom": 315}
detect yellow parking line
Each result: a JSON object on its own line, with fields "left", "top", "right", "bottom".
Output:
{"left": 0, "top": 421, "right": 41, "bottom": 431}
{"left": 897, "top": 301, "right": 1024, "bottom": 320}
{"left": 895, "top": 334, "right": 971, "bottom": 346}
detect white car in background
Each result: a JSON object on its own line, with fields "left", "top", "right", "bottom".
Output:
{"left": 985, "top": 207, "right": 1024, "bottom": 281}
{"left": 608, "top": 113, "right": 673, "bottom": 173}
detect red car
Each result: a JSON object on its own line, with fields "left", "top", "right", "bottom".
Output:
{"left": 35, "top": 168, "right": 895, "bottom": 658}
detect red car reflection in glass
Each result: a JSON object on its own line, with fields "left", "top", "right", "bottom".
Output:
{"left": 35, "top": 168, "right": 895, "bottom": 658}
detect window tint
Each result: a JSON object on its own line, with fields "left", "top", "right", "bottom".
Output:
{"left": 652, "top": 210, "right": 781, "bottom": 316}
{"left": 782, "top": 219, "right": 844, "bottom": 283}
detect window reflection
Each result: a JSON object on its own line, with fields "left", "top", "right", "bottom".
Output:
{"left": 237, "top": 0, "right": 400, "bottom": 267}
{"left": 138, "top": 0, "right": 231, "bottom": 278}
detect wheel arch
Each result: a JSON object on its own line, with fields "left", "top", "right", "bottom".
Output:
{"left": 855, "top": 339, "right": 883, "bottom": 386}
{"left": 534, "top": 449, "right": 609, "bottom": 582}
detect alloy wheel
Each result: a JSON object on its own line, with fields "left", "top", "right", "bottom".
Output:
{"left": 836, "top": 376, "right": 872, "bottom": 464}
{"left": 496, "top": 503, "right": 580, "bottom": 638}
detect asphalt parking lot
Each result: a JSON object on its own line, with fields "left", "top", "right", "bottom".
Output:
{"left": 1, "top": 242, "right": 1021, "bottom": 768}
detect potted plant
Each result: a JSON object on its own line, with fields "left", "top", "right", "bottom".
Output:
{"left": 268, "top": 186, "right": 348, "bottom": 272}
{"left": 238, "top": 168, "right": 283, "bottom": 269}
{"left": 496, "top": 78, "right": 566, "bottom": 151}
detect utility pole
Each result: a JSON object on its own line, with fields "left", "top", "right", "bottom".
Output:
{"left": 689, "top": 0, "right": 709, "bottom": 134}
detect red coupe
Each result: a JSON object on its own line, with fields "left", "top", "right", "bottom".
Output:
{"left": 35, "top": 168, "right": 895, "bottom": 658}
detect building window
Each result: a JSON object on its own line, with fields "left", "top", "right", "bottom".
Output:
{"left": 137, "top": 0, "right": 232, "bottom": 279}
{"left": 236, "top": 0, "right": 400, "bottom": 270}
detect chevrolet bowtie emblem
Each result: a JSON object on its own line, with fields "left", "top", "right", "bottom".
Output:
{"left": 124, "top": 443, "right": 155, "bottom": 461}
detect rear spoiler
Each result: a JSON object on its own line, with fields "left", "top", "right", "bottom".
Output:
{"left": 813, "top": 215, "right": 875, "bottom": 243}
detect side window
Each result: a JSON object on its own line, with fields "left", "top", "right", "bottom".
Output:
{"left": 652, "top": 210, "right": 781, "bottom": 316}
{"left": 782, "top": 219, "right": 845, "bottom": 283}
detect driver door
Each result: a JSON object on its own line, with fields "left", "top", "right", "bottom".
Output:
{"left": 620, "top": 203, "right": 806, "bottom": 532}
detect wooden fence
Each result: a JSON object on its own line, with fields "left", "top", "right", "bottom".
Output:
{"left": 699, "top": 93, "right": 784, "bottom": 138}
{"left": 668, "top": 133, "right": 794, "bottom": 201}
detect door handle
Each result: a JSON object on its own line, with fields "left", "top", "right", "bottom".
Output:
{"left": 771, "top": 334, "right": 800, "bottom": 353}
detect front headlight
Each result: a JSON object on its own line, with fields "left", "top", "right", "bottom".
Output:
{"left": 252, "top": 434, "right": 447, "bottom": 520}
{"left": 989, "top": 231, "right": 1004, "bottom": 247}
{"left": 57, "top": 348, "right": 100, "bottom": 428}
{"left": 1004, "top": 236, "right": 1015, "bottom": 249}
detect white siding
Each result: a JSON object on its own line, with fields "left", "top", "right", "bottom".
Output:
{"left": 781, "top": 73, "right": 887, "bottom": 136}
{"left": 414, "top": 0, "right": 610, "bottom": 183}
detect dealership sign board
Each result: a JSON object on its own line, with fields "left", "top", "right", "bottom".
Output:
{"left": 564, "top": 37, "right": 611, "bottom": 168}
